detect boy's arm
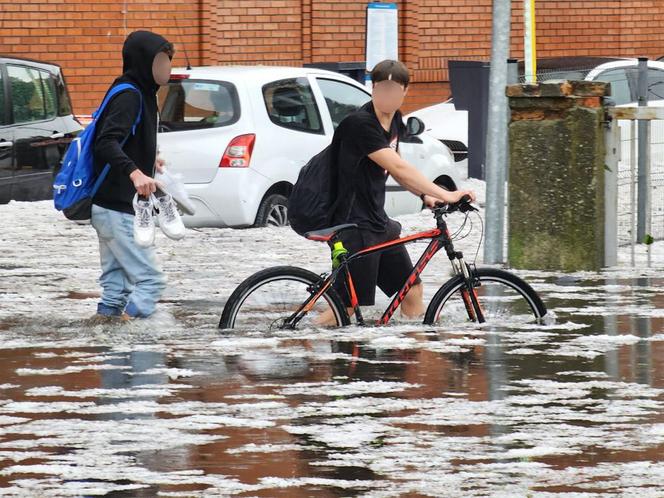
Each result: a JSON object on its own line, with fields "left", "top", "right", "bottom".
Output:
{"left": 93, "top": 91, "right": 141, "bottom": 176}
{"left": 368, "top": 148, "right": 475, "bottom": 204}
{"left": 94, "top": 91, "right": 159, "bottom": 196}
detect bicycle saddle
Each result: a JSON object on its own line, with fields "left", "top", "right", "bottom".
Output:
{"left": 304, "top": 223, "right": 358, "bottom": 242}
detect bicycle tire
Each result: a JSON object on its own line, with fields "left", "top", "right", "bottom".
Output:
{"left": 219, "top": 266, "right": 350, "bottom": 329}
{"left": 424, "top": 267, "right": 547, "bottom": 325}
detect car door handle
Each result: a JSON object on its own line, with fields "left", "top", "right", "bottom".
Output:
{"left": 50, "top": 132, "right": 65, "bottom": 139}
{"left": 0, "top": 141, "right": 13, "bottom": 148}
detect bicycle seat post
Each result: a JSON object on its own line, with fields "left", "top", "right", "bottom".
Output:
{"left": 329, "top": 238, "right": 365, "bottom": 326}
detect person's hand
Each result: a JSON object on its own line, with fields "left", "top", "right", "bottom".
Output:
{"left": 422, "top": 194, "right": 443, "bottom": 209}
{"left": 130, "top": 169, "right": 159, "bottom": 197}
{"left": 452, "top": 189, "right": 476, "bottom": 203}
{"left": 155, "top": 155, "right": 166, "bottom": 174}
{"left": 424, "top": 189, "right": 477, "bottom": 209}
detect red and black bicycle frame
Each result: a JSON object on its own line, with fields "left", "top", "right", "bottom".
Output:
{"left": 286, "top": 214, "right": 485, "bottom": 328}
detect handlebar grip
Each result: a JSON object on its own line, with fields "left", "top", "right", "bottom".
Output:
{"left": 458, "top": 194, "right": 478, "bottom": 213}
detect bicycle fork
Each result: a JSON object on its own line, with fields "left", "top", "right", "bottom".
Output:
{"left": 452, "top": 257, "right": 485, "bottom": 324}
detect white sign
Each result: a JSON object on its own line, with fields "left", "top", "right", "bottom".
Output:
{"left": 366, "top": 2, "right": 398, "bottom": 73}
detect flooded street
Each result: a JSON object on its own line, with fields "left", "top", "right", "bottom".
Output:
{"left": 1, "top": 188, "right": 663, "bottom": 496}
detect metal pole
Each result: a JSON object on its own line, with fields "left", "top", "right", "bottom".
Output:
{"left": 637, "top": 57, "right": 650, "bottom": 242}
{"left": 484, "top": 0, "right": 512, "bottom": 265}
{"left": 630, "top": 120, "right": 637, "bottom": 265}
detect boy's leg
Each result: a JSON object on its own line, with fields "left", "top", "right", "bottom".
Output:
{"left": 91, "top": 206, "right": 133, "bottom": 316}
{"left": 94, "top": 206, "right": 166, "bottom": 318}
{"left": 376, "top": 220, "right": 425, "bottom": 319}
{"left": 400, "top": 282, "right": 425, "bottom": 318}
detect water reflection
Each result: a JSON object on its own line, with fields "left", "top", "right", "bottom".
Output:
{"left": 0, "top": 276, "right": 661, "bottom": 495}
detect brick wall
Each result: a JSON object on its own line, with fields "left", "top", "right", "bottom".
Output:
{"left": 1, "top": 0, "right": 664, "bottom": 115}
{"left": 0, "top": 0, "right": 201, "bottom": 114}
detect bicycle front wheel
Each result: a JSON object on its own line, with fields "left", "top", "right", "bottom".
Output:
{"left": 424, "top": 267, "right": 547, "bottom": 326}
{"left": 219, "top": 266, "right": 350, "bottom": 330}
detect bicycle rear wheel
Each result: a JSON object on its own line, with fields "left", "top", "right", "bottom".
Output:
{"left": 219, "top": 266, "right": 350, "bottom": 330}
{"left": 424, "top": 267, "right": 547, "bottom": 326}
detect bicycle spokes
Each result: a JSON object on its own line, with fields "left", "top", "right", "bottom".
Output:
{"left": 433, "top": 278, "right": 540, "bottom": 326}
{"left": 231, "top": 279, "right": 336, "bottom": 330}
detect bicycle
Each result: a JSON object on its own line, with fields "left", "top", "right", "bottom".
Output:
{"left": 219, "top": 196, "right": 547, "bottom": 330}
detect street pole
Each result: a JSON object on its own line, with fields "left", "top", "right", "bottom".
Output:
{"left": 484, "top": 0, "right": 512, "bottom": 264}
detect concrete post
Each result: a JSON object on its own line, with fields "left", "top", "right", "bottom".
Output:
{"left": 506, "top": 81, "right": 610, "bottom": 271}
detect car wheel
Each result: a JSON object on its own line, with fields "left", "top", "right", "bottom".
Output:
{"left": 255, "top": 194, "right": 289, "bottom": 227}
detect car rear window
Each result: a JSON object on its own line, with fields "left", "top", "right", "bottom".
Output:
{"left": 158, "top": 79, "right": 240, "bottom": 132}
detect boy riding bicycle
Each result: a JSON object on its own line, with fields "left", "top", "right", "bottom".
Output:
{"left": 317, "top": 60, "right": 476, "bottom": 325}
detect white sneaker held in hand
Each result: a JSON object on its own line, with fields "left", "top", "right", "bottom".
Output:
{"left": 154, "top": 168, "right": 196, "bottom": 216}
{"left": 152, "top": 190, "right": 186, "bottom": 240}
{"left": 133, "top": 194, "right": 156, "bottom": 247}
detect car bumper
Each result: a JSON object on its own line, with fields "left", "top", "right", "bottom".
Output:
{"left": 181, "top": 168, "right": 270, "bottom": 228}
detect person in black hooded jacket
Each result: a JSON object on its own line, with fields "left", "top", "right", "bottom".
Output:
{"left": 90, "top": 30, "right": 173, "bottom": 321}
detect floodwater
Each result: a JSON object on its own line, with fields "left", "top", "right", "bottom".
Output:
{"left": 0, "top": 192, "right": 662, "bottom": 497}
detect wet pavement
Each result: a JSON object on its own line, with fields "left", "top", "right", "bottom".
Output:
{"left": 0, "top": 189, "right": 663, "bottom": 497}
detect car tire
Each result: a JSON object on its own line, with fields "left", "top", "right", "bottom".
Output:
{"left": 254, "top": 194, "right": 289, "bottom": 227}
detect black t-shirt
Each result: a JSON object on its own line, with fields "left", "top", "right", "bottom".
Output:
{"left": 332, "top": 101, "right": 404, "bottom": 232}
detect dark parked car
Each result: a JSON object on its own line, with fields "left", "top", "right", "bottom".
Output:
{"left": 0, "top": 56, "right": 82, "bottom": 204}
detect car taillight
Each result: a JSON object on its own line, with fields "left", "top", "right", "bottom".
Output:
{"left": 220, "top": 134, "right": 256, "bottom": 168}
{"left": 170, "top": 74, "right": 190, "bottom": 80}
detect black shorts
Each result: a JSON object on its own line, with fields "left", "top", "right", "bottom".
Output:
{"left": 332, "top": 219, "right": 421, "bottom": 307}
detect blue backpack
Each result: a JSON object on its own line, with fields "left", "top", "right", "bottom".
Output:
{"left": 53, "top": 83, "right": 143, "bottom": 220}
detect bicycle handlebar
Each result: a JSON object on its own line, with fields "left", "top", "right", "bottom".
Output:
{"left": 432, "top": 194, "right": 478, "bottom": 215}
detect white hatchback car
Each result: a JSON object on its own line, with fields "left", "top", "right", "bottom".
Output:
{"left": 156, "top": 66, "right": 464, "bottom": 228}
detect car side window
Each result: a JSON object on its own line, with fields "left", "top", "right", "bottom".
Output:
{"left": 316, "top": 78, "right": 371, "bottom": 129}
{"left": 647, "top": 69, "right": 664, "bottom": 101}
{"left": 594, "top": 68, "right": 632, "bottom": 105}
{"left": 263, "top": 78, "right": 323, "bottom": 134}
{"left": 40, "top": 71, "right": 57, "bottom": 119}
{"left": 55, "top": 72, "right": 73, "bottom": 117}
{"left": 0, "top": 67, "right": 5, "bottom": 126}
{"left": 7, "top": 64, "right": 51, "bottom": 123}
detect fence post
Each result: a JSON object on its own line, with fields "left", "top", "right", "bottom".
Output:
{"left": 604, "top": 118, "right": 620, "bottom": 267}
{"left": 637, "top": 57, "right": 651, "bottom": 243}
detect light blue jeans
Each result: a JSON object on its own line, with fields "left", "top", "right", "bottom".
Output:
{"left": 91, "top": 204, "right": 166, "bottom": 318}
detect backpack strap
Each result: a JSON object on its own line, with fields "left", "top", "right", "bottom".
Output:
{"left": 90, "top": 83, "right": 144, "bottom": 196}
{"left": 93, "top": 83, "right": 143, "bottom": 136}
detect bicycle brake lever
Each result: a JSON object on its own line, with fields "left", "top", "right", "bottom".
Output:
{"left": 457, "top": 195, "right": 478, "bottom": 213}
{"left": 459, "top": 202, "right": 478, "bottom": 213}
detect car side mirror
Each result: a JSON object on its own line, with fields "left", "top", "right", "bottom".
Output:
{"left": 406, "top": 116, "right": 425, "bottom": 137}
